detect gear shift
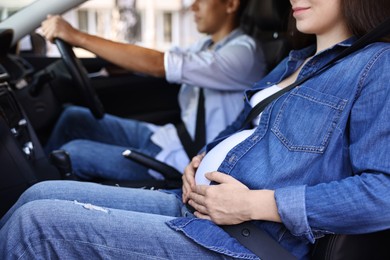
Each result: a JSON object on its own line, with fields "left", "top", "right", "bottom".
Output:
{"left": 49, "top": 150, "right": 77, "bottom": 180}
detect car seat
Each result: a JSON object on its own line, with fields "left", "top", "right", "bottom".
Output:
{"left": 240, "top": 0, "right": 291, "bottom": 71}
{"left": 311, "top": 229, "right": 390, "bottom": 260}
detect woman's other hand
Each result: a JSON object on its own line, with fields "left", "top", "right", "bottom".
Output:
{"left": 182, "top": 152, "right": 205, "bottom": 203}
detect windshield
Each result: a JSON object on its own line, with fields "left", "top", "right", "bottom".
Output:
{"left": 0, "top": 0, "right": 34, "bottom": 22}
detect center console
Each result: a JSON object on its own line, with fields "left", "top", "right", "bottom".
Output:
{"left": 0, "top": 61, "right": 60, "bottom": 217}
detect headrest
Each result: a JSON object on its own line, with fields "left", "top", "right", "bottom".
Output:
{"left": 241, "top": 0, "right": 291, "bottom": 32}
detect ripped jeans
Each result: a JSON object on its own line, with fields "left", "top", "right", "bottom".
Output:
{"left": 0, "top": 181, "right": 234, "bottom": 260}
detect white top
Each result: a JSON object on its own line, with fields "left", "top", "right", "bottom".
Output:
{"left": 195, "top": 85, "right": 282, "bottom": 185}
{"left": 146, "top": 29, "right": 266, "bottom": 179}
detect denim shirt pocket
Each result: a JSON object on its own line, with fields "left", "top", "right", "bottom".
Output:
{"left": 271, "top": 87, "right": 347, "bottom": 153}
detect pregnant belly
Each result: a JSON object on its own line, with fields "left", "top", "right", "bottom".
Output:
{"left": 194, "top": 129, "right": 255, "bottom": 185}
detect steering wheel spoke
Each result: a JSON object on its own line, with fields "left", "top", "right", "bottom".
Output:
{"left": 55, "top": 38, "right": 105, "bottom": 119}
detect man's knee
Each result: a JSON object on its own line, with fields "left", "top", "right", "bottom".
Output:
{"left": 60, "top": 140, "right": 99, "bottom": 178}
{"left": 61, "top": 140, "right": 95, "bottom": 161}
{"left": 60, "top": 106, "right": 92, "bottom": 125}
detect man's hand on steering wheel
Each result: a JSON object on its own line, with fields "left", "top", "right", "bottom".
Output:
{"left": 42, "top": 15, "right": 104, "bottom": 119}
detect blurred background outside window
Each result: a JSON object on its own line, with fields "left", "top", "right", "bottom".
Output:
{"left": 0, "top": 0, "right": 202, "bottom": 57}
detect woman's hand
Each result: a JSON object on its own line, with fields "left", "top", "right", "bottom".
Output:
{"left": 182, "top": 153, "right": 205, "bottom": 203}
{"left": 188, "top": 171, "right": 281, "bottom": 225}
{"left": 41, "top": 15, "right": 80, "bottom": 45}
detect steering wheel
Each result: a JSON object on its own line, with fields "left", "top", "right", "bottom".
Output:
{"left": 54, "top": 38, "right": 105, "bottom": 119}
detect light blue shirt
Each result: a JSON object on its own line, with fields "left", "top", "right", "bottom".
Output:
{"left": 167, "top": 38, "right": 390, "bottom": 259}
{"left": 148, "top": 28, "right": 266, "bottom": 177}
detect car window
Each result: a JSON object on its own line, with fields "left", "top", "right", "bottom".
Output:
{"left": 1, "top": 0, "right": 202, "bottom": 58}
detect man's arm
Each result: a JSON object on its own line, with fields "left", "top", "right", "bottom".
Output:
{"left": 41, "top": 15, "right": 165, "bottom": 77}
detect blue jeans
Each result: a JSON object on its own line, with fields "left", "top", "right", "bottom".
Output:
{"left": 45, "top": 106, "right": 162, "bottom": 181}
{"left": 0, "top": 181, "right": 234, "bottom": 259}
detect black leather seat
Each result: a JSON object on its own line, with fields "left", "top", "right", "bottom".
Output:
{"left": 240, "top": 0, "right": 291, "bottom": 71}
{"left": 311, "top": 229, "right": 390, "bottom": 260}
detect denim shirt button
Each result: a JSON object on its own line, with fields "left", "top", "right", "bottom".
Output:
{"left": 228, "top": 155, "right": 236, "bottom": 163}
{"left": 241, "top": 228, "right": 250, "bottom": 237}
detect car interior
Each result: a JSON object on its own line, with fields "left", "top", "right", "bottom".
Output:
{"left": 0, "top": 0, "right": 389, "bottom": 259}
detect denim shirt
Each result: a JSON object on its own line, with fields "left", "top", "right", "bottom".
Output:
{"left": 167, "top": 38, "right": 390, "bottom": 259}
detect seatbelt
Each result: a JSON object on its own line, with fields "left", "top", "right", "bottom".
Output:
{"left": 176, "top": 88, "right": 206, "bottom": 159}
{"left": 222, "top": 223, "right": 296, "bottom": 260}
{"left": 221, "top": 17, "right": 390, "bottom": 260}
